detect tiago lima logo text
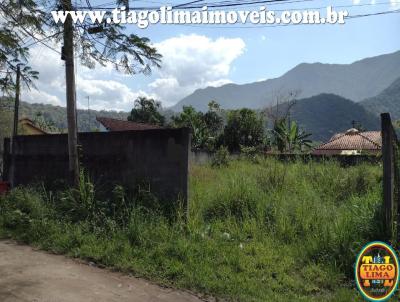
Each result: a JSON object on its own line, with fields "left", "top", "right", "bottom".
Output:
{"left": 355, "top": 241, "right": 399, "bottom": 301}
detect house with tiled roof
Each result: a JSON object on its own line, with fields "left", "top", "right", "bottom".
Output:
{"left": 312, "top": 128, "right": 381, "bottom": 156}
{"left": 96, "top": 117, "right": 162, "bottom": 132}
{"left": 19, "top": 118, "right": 48, "bottom": 135}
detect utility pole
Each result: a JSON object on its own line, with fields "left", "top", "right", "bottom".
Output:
{"left": 62, "top": 0, "right": 79, "bottom": 186}
{"left": 12, "top": 66, "right": 20, "bottom": 139}
{"left": 87, "top": 96, "right": 90, "bottom": 130}
{"left": 287, "top": 110, "right": 291, "bottom": 153}
{"left": 10, "top": 65, "right": 21, "bottom": 187}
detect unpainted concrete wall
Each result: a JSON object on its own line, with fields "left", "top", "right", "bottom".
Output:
{"left": 3, "top": 128, "right": 190, "bottom": 204}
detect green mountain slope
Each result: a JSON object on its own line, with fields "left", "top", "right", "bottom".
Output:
{"left": 0, "top": 97, "right": 129, "bottom": 132}
{"left": 274, "top": 94, "right": 381, "bottom": 141}
{"left": 361, "top": 77, "right": 400, "bottom": 120}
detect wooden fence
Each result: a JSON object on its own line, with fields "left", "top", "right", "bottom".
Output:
{"left": 381, "top": 113, "right": 400, "bottom": 242}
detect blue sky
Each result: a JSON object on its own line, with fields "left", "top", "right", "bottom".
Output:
{"left": 25, "top": 0, "right": 400, "bottom": 111}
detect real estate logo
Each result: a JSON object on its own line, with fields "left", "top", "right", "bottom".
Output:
{"left": 355, "top": 241, "right": 399, "bottom": 301}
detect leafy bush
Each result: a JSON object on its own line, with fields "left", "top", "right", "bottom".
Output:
{"left": 222, "top": 108, "right": 265, "bottom": 152}
{"left": 211, "top": 146, "right": 230, "bottom": 167}
{"left": 240, "top": 145, "right": 262, "bottom": 163}
{"left": 58, "top": 170, "right": 102, "bottom": 224}
{"left": 0, "top": 188, "right": 50, "bottom": 231}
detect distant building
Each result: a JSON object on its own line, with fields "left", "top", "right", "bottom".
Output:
{"left": 19, "top": 118, "right": 48, "bottom": 135}
{"left": 96, "top": 117, "right": 162, "bottom": 132}
{"left": 312, "top": 128, "right": 381, "bottom": 156}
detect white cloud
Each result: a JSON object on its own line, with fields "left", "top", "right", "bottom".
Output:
{"left": 20, "top": 34, "right": 245, "bottom": 110}
{"left": 390, "top": 0, "right": 400, "bottom": 7}
{"left": 24, "top": 88, "right": 62, "bottom": 106}
{"left": 76, "top": 77, "right": 155, "bottom": 111}
{"left": 149, "top": 34, "right": 246, "bottom": 105}
{"left": 23, "top": 44, "right": 150, "bottom": 111}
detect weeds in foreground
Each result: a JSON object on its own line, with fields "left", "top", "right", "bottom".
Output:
{"left": 0, "top": 158, "right": 383, "bottom": 301}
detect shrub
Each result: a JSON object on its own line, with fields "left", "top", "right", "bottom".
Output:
{"left": 211, "top": 146, "right": 230, "bottom": 168}
{"left": 58, "top": 170, "right": 102, "bottom": 224}
{"left": 0, "top": 188, "right": 50, "bottom": 230}
{"left": 240, "top": 145, "right": 261, "bottom": 163}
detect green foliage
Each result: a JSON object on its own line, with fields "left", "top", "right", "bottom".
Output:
{"left": 0, "top": 0, "right": 42, "bottom": 92}
{"left": 0, "top": 187, "right": 52, "bottom": 240}
{"left": 240, "top": 145, "right": 261, "bottom": 163}
{"left": 273, "top": 94, "right": 380, "bottom": 141}
{"left": 211, "top": 146, "right": 230, "bottom": 168}
{"left": 222, "top": 108, "right": 265, "bottom": 152}
{"left": 0, "top": 159, "right": 383, "bottom": 301}
{"left": 0, "top": 96, "right": 130, "bottom": 132}
{"left": 0, "top": 102, "right": 12, "bottom": 143}
{"left": 203, "top": 101, "right": 224, "bottom": 137}
{"left": 58, "top": 170, "right": 100, "bottom": 224}
{"left": 172, "top": 106, "right": 206, "bottom": 150}
{"left": 172, "top": 102, "right": 223, "bottom": 151}
{"left": 362, "top": 77, "right": 400, "bottom": 121}
{"left": 273, "top": 119, "right": 312, "bottom": 153}
{"left": 1, "top": 0, "right": 162, "bottom": 93}
{"left": 32, "top": 112, "right": 60, "bottom": 133}
{"left": 128, "top": 97, "right": 165, "bottom": 126}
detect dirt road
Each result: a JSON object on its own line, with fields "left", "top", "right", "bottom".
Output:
{"left": 0, "top": 240, "right": 204, "bottom": 302}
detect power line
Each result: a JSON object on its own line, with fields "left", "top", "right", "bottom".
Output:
{"left": 23, "top": 31, "right": 63, "bottom": 48}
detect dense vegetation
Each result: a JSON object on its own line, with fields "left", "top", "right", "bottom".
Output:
{"left": 272, "top": 94, "right": 381, "bottom": 141}
{"left": 128, "top": 97, "right": 166, "bottom": 126}
{"left": 0, "top": 97, "right": 130, "bottom": 133}
{"left": 362, "top": 77, "right": 400, "bottom": 121}
{"left": 0, "top": 158, "right": 384, "bottom": 301}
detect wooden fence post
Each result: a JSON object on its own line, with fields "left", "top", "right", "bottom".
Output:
{"left": 381, "top": 113, "right": 395, "bottom": 240}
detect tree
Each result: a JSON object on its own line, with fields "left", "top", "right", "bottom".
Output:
{"left": 203, "top": 101, "right": 223, "bottom": 137}
{"left": 0, "top": 0, "right": 42, "bottom": 93}
{"left": 172, "top": 106, "right": 208, "bottom": 150}
{"left": 0, "top": 99, "right": 13, "bottom": 178}
{"left": 128, "top": 97, "right": 165, "bottom": 126}
{"left": 223, "top": 109, "right": 265, "bottom": 152}
{"left": 273, "top": 119, "right": 312, "bottom": 153}
{"left": 172, "top": 102, "right": 224, "bottom": 151}
{"left": 1, "top": 0, "right": 162, "bottom": 185}
{"left": 32, "top": 112, "right": 60, "bottom": 133}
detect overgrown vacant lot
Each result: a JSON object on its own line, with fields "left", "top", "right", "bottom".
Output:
{"left": 0, "top": 159, "right": 384, "bottom": 301}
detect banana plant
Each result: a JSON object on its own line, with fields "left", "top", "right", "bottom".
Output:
{"left": 273, "top": 118, "right": 312, "bottom": 153}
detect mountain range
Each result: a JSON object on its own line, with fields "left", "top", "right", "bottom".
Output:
{"left": 1, "top": 51, "right": 399, "bottom": 143}
{"left": 272, "top": 94, "right": 380, "bottom": 141}
{"left": 172, "top": 50, "right": 400, "bottom": 112}
{"left": 361, "top": 77, "right": 400, "bottom": 120}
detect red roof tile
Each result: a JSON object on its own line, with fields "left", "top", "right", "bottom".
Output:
{"left": 313, "top": 128, "right": 381, "bottom": 155}
{"left": 96, "top": 117, "right": 162, "bottom": 131}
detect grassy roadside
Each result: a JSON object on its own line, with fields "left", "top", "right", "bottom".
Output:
{"left": 0, "top": 158, "right": 384, "bottom": 301}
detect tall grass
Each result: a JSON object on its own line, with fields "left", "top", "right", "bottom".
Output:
{"left": 0, "top": 158, "right": 384, "bottom": 301}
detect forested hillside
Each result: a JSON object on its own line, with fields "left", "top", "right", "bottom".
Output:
{"left": 0, "top": 97, "right": 129, "bottom": 133}
{"left": 361, "top": 77, "right": 400, "bottom": 120}
{"left": 272, "top": 94, "right": 380, "bottom": 141}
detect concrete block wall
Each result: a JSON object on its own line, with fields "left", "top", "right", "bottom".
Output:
{"left": 3, "top": 128, "right": 190, "bottom": 204}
